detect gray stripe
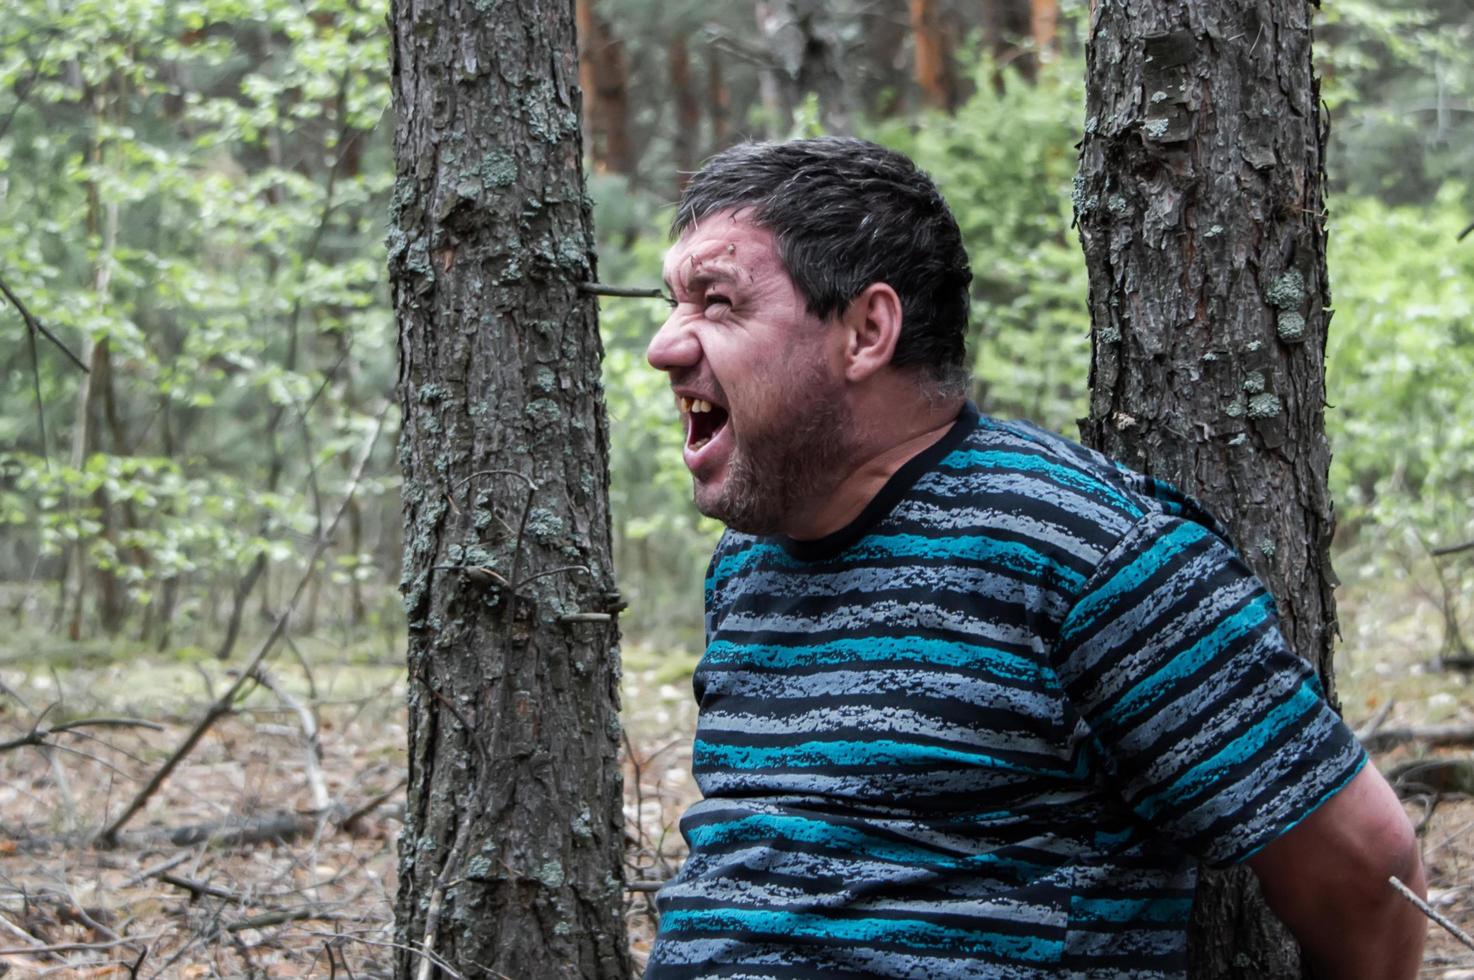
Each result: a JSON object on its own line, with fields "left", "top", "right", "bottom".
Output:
{"left": 1067, "top": 554, "right": 1260, "bottom": 689}
{"left": 698, "top": 705, "right": 1066, "bottom": 760}
{"left": 719, "top": 597, "right": 1046, "bottom": 649}
{"left": 697, "top": 667, "right": 1066, "bottom": 720}
{"left": 916, "top": 470, "right": 1136, "bottom": 539}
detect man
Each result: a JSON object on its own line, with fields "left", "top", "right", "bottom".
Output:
{"left": 643, "top": 137, "right": 1424, "bottom": 978}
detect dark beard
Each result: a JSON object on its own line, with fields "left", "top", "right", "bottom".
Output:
{"left": 697, "top": 387, "right": 855, "bottom": 536}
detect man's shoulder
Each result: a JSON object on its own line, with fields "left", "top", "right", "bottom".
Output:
{"left": 938, "top": 413, "right": 1228, "bottom": 540}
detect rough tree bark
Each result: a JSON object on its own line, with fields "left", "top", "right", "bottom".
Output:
{"left": 1076, "top": 2, "right": 1335, "bottom": 977}
{"left": 387, "top": 0, "right": 630, "bottom": 976}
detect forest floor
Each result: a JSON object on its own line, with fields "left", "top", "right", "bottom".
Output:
{"left": 1, "top": 578, "right": 1473, "bottom": 978}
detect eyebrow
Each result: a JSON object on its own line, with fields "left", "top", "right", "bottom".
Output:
{"left": 664, "top": 261, "right": 738, "bottom": 297}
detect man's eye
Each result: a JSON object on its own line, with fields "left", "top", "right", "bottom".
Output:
{"left": 704, "top": 294, "right": 731, "bottom": 313}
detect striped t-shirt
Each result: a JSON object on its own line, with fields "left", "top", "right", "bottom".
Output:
{"left": 647, "top": 404, "right": 1365, "bottom": 979}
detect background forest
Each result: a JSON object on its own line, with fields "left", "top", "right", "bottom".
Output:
{"left": 1, "top": 0, "right": 1473, "bottom": 974}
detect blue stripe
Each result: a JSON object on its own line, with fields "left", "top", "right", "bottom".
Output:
{"left": 694, "top": 737, "right": 1085, "bottom": 779}
{"left": 1071, "top": 896, "right": 1192, "bottom": 925}
{"left": 703, "top": 635, "right": 1042, "bottom": 679}
{"left": 708, "top": 542, "right": 791, "bottom": 588}
{"left": 1097, "top": 592, "right": 1275, "bottom": 734}
{"left": 659, "top": 908, "right": 1064, "bottom": 962}
{"left": 938, "top": 449, "right": 1144, "bottom": 518}
{"left": 1136, "top": 678, "right": 1323, "bottom": 820}
{"left": 1060, "top": 521, "right": 1210, "bottom": 641}
{"left": 684, "top": 813, "right": 1050, "bottom": 877}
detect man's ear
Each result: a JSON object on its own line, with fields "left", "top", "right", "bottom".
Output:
{"left": 840, "top": 282, "right": 903, "bottom": 383}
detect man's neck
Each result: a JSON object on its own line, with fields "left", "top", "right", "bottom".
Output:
{"left": 781, "top": 394, "right": 966, "bottom": 541}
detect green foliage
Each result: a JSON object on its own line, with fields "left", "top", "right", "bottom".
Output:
{"left": 0, "top": 0, "right": 398, "bottom": 639}
{"left": 1319, "top": 0, "right": 1474, "bottom": 206}
{"left": 1325, "top": 185, "right": 1474, "bottom": 549}
{"left": 871, "top": 58, "right": 1091, "bottom": 435}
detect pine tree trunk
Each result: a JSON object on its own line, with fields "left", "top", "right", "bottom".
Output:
{"left": 707, "top": 46, "right": 730, "bottom": 149}
{"left": 910, "top": 0, "right": 957, "bottom": 111}
{"left": 388, "top": 0, "right": 630, "bottom": 976}
{"left": 981, "top": 0, "right": 1036, "bottom": 87}
{"left": 670, "top": 33, "right": 700, "bottom": 194}
{"left": 1030, "top": 0, "right": 1059, "bottom": 64}
{"left": 755, "top": 0, "right": 852, "bottom": 134}
{"left": 1076, "top": 3, "right": 1334, "bottom": 977}
{"left": 575, "top": 0, "right": 633, "bottom": 175}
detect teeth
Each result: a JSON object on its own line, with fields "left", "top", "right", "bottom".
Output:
{"left": 696, "top": 399, "right": 711, "bottom": 413}
{"left": 691, "top": 437, "right": 710, "bottom": 450}
{"left": 678, "top": 396, "right": 691, "bottom": 413}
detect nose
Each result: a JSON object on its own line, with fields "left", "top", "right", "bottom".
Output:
{"left": 646, "top": 309, "right": 700, "bottom": 374}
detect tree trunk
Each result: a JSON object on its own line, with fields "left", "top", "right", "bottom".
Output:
{"left": 980, "top": 0, "right": 1036, "bottom": 87}
{"left": 387, "top": 0, "right": 630, "bottom": 976}
{"left": 707, "top": 45, "right": 730, "bottom": 149}
{"left": 1076, "top": 3, "right": 1334, "bottom": 978}
{"left": 1030, "top": 0, "right": 1059, "bottom": 64}
{"left": 910, "top": 0, "right": 957, "bottom": 111}
{"left": 670, "top": 32, "right": 700, "bottom": 194}
{"left": 755, "top": 0, "right": 853, "bottom": 135}
{"left": 574, "top": 0, "right": 633, "bottom": 175}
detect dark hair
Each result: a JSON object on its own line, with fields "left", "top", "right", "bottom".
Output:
{"left": 673, "top": 137, "right": 972, "bottom": 390}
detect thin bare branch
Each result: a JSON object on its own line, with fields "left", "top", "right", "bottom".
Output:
{"left": 577, "top": 281, "right": 670, "bottom": 300}
{"left": 0, "top": 270, "right": 89, "bottom": 373}
{"left": 1389, "top": 874, "right": 1474, "bottom": 952}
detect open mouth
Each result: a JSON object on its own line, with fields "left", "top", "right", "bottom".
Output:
{"left": 679, "top": 396, "right": 730, "bottom": 452}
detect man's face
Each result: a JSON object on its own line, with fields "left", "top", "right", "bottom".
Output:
{"left": 647, "top": 211, "right": 856, "bottom": 535}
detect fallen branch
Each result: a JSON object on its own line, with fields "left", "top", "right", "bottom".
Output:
{"left": 163, "top": 811, "right": 315, "bottom": 848}
{"left": 1360, "top": 723, "right": 1474, "bottom": 753}
{"left": 222, "top": 905, "right": 341, "bottom": 932}
{"left": 158, "top": 874, "right": 248, "bottom": 903}
{"left": 1390, "top": 874, "right": 1474, "bottom": 952}
{"left": 96, "top": 404, "right": 389, "bottom": 847}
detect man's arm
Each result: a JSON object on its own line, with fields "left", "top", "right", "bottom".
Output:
{"left": 1246, "top": 762, "right": 1427, "bottom": 980}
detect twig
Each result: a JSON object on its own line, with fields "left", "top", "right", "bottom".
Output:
{"left": 250, "top": 666, "right": 330, "bottom": 813}
{"left": 223, "top": 906, "right": 341, "bottom": 932}
{"left": 96, "top": 404, "right": 390, "bottom": 846}
{"left": 1389, "top": 874, "right": 1474, "bottom": 952}
{"left": 0, "top": 935, "right": 160, "bottom": 957}
{"left": 0, "top": 715, "right": 164, "bottom": 753}
{"left": 336, "top": 778, "right": 407, "bottom": 834}
{"left": 159, "top": 873, "right": 246, "bottom": 902}
{"left": 296, "top": 929, "right": 466, "bottom": 980}
{"left": 577, "top": 282, "right": 669, "bottom": 300}
{"left": 1432, "top": 538, "right": 1474, "bottom": 558}
{"left": 0, "top": 270, "right": 90, "bottom": 372}
{"left": 1353, "top": 698, "right": 1396, "bottom": 742}
{"left": 121, "top": 852, "right": 192, "bottom": 888}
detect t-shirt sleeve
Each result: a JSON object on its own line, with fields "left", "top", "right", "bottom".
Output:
{"left": 1051, "top": 512, "right": 1367, "bottom": 867}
